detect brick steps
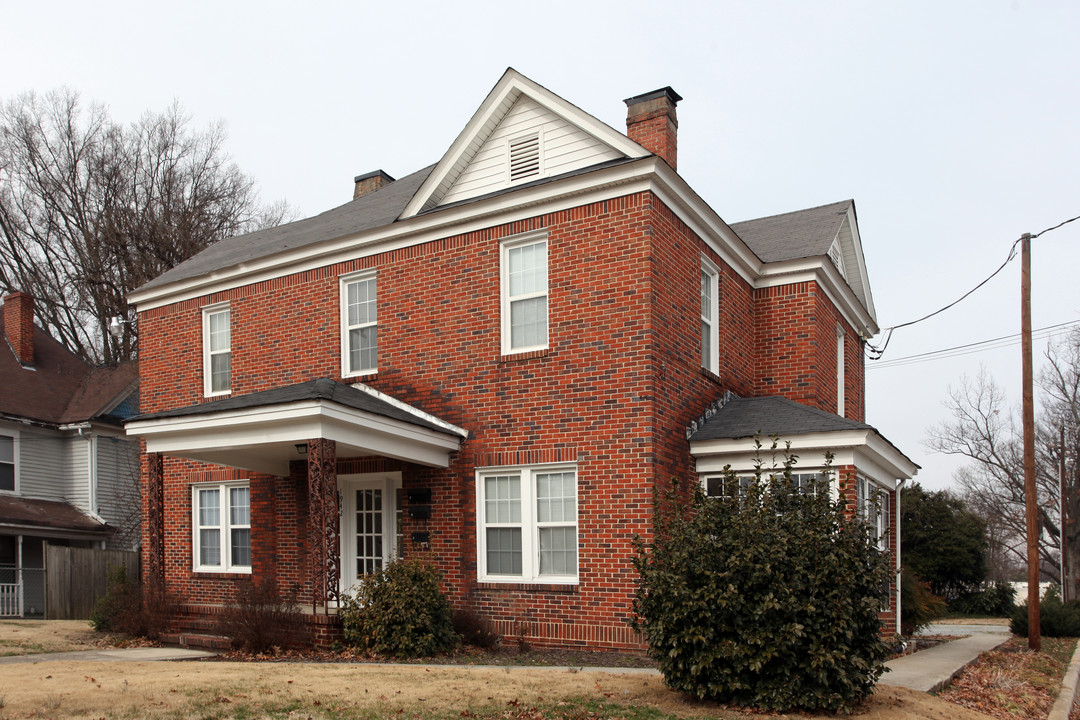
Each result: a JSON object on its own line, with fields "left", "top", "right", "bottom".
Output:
{"left": 159, "top": 631, "right": 233, "bottom": 650}
{"left": 160, "top": 605, "right": 233, "bottom": 651}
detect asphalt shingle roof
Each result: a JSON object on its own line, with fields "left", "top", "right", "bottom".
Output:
{"left": 731, "top": 200, "right": 853, "bottom": 263}
{"left": 128, "top": 378, "right": 464, "bottom": 438}
{"left": 690, "top": 395, "right": 873, "bottom": 442}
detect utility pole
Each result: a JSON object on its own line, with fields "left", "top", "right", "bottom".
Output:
{"left": 1022, "top": 232, "right": 1041, "bottom": 650}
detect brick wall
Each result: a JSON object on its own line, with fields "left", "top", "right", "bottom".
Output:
{"left": 139, "top": 189, "right": 880, "bottom": 648}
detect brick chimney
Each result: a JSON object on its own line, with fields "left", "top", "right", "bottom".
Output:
{"left": 353, "top": 170, "right": 395, "bottom": 200}
{"left": 3, "top": 291, "right": 35, "bottom": 366}
{"left": 624, "top": 87, "right": 682, "bottom": 171}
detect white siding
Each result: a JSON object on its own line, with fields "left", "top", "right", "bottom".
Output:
{"left": 15, "top": 427, "right": 69, "bottom": 501}
{"left": 438, "top": 96, "right": 622, "bottom": 207}
{"left": 64, "top": 435, "right": 90, "bottom": 510}
{"left": 95, "top": 436, "right": 141, "bottom": 550}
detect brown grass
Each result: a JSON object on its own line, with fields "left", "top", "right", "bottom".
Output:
{"left": 0, "top": 620, "right": 135, "bottom": 656}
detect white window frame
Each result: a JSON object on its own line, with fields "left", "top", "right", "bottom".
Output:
{"left": 701, "top": 257, "right": 720, "bottom": 374}
{"left": 855, "top": 475, "right": 889, "bottom": 548}
{"left": 340, "top": 270, "right": 379, "bottom": 377}
{"left": 500, "top": 232, "right": 549, "bottom": 355}
{"left": 202, "top": 303, "right": 231, "bottom": 397}
{"left": 0, "top": 430, "right": 17, "bottom": 494}
{"left": 703, "top": 470, "right": 832, "bottom": 500}
{"left": 836, "top": 323, "right": 846, "bottom": 417}
{"left": 476, "top": 462, "right": 577, "bottom": 584}
{"left": 192, "top": 481, "right": 251, "bottom": 574}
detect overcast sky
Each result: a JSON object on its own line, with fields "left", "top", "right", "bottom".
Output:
{"left": 3, "top": 0, "right": 1077, "bottom": 491}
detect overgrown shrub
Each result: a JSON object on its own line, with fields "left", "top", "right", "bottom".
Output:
{"left": 900, "top": 567, "right": 946, "bottom": 635}
{"left": 90, "top": 566, "right": 172, "bottom": 639}
{"left": 216, "top": 579, "right": 304, "bottom": 653}
{"left": 340, "top": 558, "right": 458, "bottom": 657}
{"left": 453, "top": 609, "right": 500, "bottom": 649}
{"left": 949, "top": 581, "right": 1016, "bottom": 617}
{"left": 1011, "top": 586, "right": 1080, "bottom": 637}
{"left": 632, "top": 460, "right": 891, "bottom": 713}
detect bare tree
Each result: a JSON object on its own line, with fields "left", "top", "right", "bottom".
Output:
{"left": 927, "top": 328, "right": 1080, "bottom": 592}
{"left": 0, "top": 89, "right": 290, "bottom": 364}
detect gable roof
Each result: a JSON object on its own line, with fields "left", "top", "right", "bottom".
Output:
{"left": 689, "top": 395, "right": 874, "bottom": 442}
{"left": 0, "top": 313, "right": 138, "bottom": 426}
{"left": 731, "top": 200, "right": 853, "bottom": 263}
{"left": 138, "top": 164, "right": 435, "bottom": 293}
{"left": 732, "top": 200, "right": 875, "bottom": 320}
{"left": 399, "top": 68, "right": 648, "bottom": 219}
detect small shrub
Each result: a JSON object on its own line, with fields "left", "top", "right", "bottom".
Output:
{"left": 90, "top": 565, "right": 174, "bottom": 638}
{"left": 633, "top": 456, "right": 891, "bottom": 713}
{"left": 1011, "top": 586, "right": 1080, "bottom": 637}
{"left": 453, "top": 609, "right": 499, "bottom": 649}
{"left": 216, "top": 579, "right": 304, "bottom": 653}
{"left": 340, "top": 558, "right": 459, "bottom": 658}
{"left": 900, "top": 567, "right": 946, "bottom": 635}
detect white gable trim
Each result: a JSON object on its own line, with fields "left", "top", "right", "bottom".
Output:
{"left": 399, "top": 68, "right": 648, "bottom": 219}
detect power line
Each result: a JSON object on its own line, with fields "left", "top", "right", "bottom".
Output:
{"left": 866, "top": 213, "right": 1080, "bottom": 360}
{"left": 868, "top": 319, "right": 1080, "bottom": 369}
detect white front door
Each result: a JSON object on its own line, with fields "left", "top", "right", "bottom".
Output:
{"left": 339, "top": 472, "right": 402, "bottom": 594}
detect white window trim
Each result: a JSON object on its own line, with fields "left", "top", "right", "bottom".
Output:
{"left": 500, "top": 231, "right": 549, "bottom": 356}
{"left": 702, "top": 469, "right": 835, "bottom": 500}
{"left": 476, "top": 462, "right": 578, "bottom": 584}
{"left": 836, "top": 323, "right": 846, "bottom": 418}
{"left": 192, "top": 481, "right": 251, "bottom": 574}
{"left": 701, "top": 256, "right": 720, "bottom": 374}
{"left": 202, "top": 302, "right": 231, "bottom": 398}
{"left": 340, "top": 270, "right": 379, "bottom": 377}
{"left": 0, "top": 430, "right": 18, "bottom": 495}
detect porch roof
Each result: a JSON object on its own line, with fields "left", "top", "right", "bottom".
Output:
{"left": 0, "top": 496, "right": 111, "bottom": 540}
{"left": 689, "top": 395, "right": 919, "bottom": 489}
{"left": 125, "top": 379, "right": 468, "bottom": 475}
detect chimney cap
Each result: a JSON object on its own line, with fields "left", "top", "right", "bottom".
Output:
{"left": 353, "top": 169, "right": 396, "bottom": 184}
{"left": 623, "top": 87, "right": 682, "bottom": 107}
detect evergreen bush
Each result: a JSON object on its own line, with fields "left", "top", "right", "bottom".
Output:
{"left": 632, "top": 458, "right": 891, "bottom": 713}
{"left": 900, "top": 567, "right": 946, "bottom": 635}
{"left": 1011, "top": 586, "right": 1080, "bottom": 637}
{"left": 949, "top": 581, "right": 1016, "bottom": 617}
{"left": 339, "top": 558, "right": 459, "bottom": 658}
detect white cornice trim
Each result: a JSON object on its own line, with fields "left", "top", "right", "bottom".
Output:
{"left": 690, "top": 428, "right": 918, "bottom": 484}
{"left": 756, "top": 257, "right": 879, "bottom": 336}
{"left": 400, "top": 68, "right": 648, "bottom": 219}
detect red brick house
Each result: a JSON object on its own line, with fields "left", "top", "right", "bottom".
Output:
{"left": 125, "top": 69, "right": 917, "bottom": 648}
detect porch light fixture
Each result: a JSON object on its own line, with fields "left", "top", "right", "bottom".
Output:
{"left": 294, "top": 443, "right": 308, "bottom": 456}
{"left": 108, "top": 315, "right": 135, "bottom": 338}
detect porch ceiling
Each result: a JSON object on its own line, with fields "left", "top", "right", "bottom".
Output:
{"left": 125, "top": 379, "right": 468, "bottom": 476}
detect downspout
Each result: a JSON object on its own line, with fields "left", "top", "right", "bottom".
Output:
{"left": 896, "top": 478, "right": 905, "bottom": 634}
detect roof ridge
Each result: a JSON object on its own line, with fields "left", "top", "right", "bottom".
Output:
{"left": 731, "top": 199, "right": 853, "bottom": 227}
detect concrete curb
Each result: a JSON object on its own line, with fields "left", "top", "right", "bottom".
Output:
{"left": 1048, "top": 639, "right": 1080, "bottom": 720}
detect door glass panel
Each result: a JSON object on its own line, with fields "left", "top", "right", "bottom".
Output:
{"left": 355, "top": 488, "right": 385, "bottom": 578}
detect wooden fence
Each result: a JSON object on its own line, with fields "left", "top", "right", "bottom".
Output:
{"left": 45, "top": 545, "right": 139, "bottom": 620}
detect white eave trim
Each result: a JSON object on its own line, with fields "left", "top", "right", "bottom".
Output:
{"left": 126, "top": 398, "right": 464, "bottom": 474}
{"left": 400, "top": 68, "right": 649, "bottom": 219}
{"left": 757, "top": 256, "right": 879, "bottom": 336}
{"left": 691, "top": 428, "right": 918, "bottom": 487}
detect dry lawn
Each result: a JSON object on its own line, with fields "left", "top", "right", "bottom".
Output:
{"left": 0, "top": 620, "right": 994, "bottom": 720}
{"left": 0, "top": 659, "right": 996, "bottom": 720}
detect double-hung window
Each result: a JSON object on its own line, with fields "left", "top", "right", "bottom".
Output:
{"left": 341, "top": 272, "right": 378, "bottom": 376}
{"left": 193, "top": 483, "right": 251, "bottom": 573}
{"left": 202, "top": 304, "right": 231, "bottom": 396}
{"left": 477, "top": 464, "right": 577, "bottom": 583}
{"left": 0, "top": 434, "right": 14, "bottom": 492}
{"left": 701, "top": 257, "right": 719, "bottom": 374}
{"left": 501, "top": 233, "right": 548, "bottom": 354}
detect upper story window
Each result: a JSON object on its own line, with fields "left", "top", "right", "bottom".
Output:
{"left": 341, "top": 272, "right": 378, "bottom": 376}
{"left": 501, "top": 233, "right": 548, "bottom": 354}
{"left": 202, "top": 304, "right": 231, "bottom": 397}
{"left": 701, "top": 257, "right": 719, "bottom": 374}
{"left": 0, "top": 434, "right": 15, "bottom": 493}
{"left": 477, "top": 463, "right": 577, "bottom": 583}
{"left": 836, "top": 324, "right": 846, "bottom": 417}
{"left": 193, "top": 482, "right": 250, "bottom": 573}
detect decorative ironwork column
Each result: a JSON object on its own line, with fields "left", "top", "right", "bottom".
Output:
{"left": 146, "top": 452, "right": 165, "bottom": 587}
{"left": 307, "top": 439, "right": 339, "bottom": 612}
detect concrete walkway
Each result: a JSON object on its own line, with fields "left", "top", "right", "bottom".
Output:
{"left": 0, "top": 647, "right": 217, "bottom": 665}
{"left": 878, "top": 621, "right": 1010, "bottom": 693}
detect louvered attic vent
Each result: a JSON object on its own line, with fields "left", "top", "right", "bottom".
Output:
{"left": 508, "top": 133, "right": 541, "bottom": 182}
{"left": 827, "top": 237, "right": 847, "bottom": 279}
